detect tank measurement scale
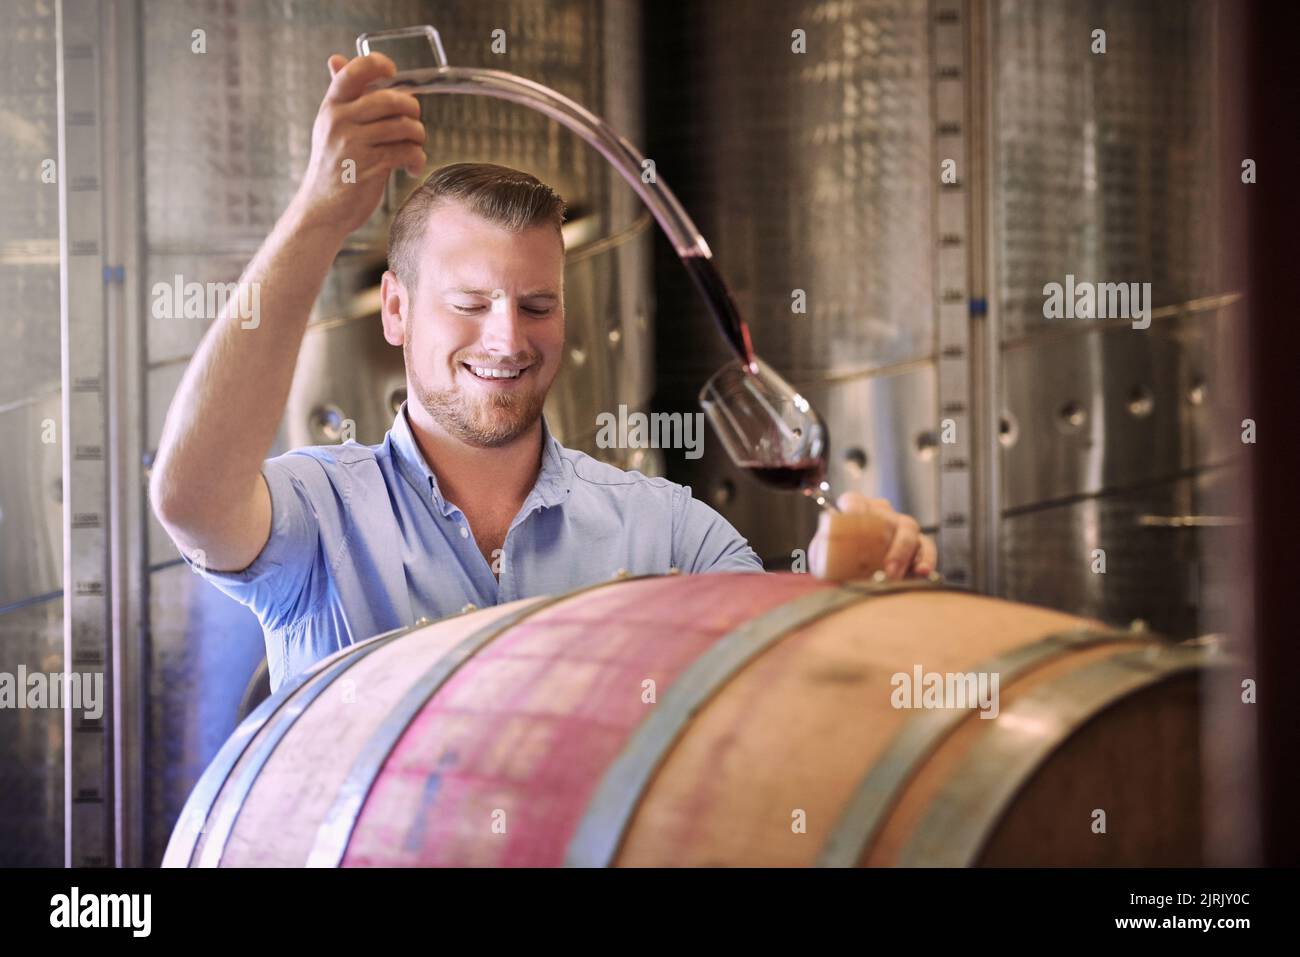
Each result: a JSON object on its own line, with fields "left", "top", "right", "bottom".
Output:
{"left": 930, "top": 1, "right": 974, "bottom": 588}
{"left": 57, "top": 0, "right": 115, "bottom": 868}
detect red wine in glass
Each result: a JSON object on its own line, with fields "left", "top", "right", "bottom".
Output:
{"left": 737, "top": 459, "right": 827, "bottom": 493}
{"left": 700, "top": 358, "right": 838, "bottom": 513}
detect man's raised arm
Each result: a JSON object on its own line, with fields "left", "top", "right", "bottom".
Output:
{"left": 149, "top": 53, "right": 425, "bottom": 572}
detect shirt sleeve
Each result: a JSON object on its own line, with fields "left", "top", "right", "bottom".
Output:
{"left": 177, "top": 452, "right": 334, "bottom": 629}
{"left": 670, "top": 483, "right": 766, "bottom": 574}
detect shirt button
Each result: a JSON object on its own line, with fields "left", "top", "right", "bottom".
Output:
{"left": 460, "top": 525, "right": 469, "bottom": 539}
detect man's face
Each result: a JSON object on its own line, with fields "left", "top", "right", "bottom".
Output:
{"left": 382, "top": 201, "right": 565, "bottom": 448}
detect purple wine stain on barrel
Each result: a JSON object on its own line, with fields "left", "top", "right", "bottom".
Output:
{"left": 681, "top": 252, "right": 756, "bottom": 369}
{"left": 737, "top": 459, "right": 827, "bottom": 492}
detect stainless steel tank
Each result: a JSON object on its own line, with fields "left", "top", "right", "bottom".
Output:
{"left": 647, "top": 0, "right": 939, "bottom": 568}
{"left": 989, "top": 0, "right": 1240, "bottom": 636}
{"left": 0, "top": 0, "right": 65, "bottom": 866}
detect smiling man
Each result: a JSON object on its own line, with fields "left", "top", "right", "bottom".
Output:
{"left": 150, "top": 53, "right": 935, "bottom": 691}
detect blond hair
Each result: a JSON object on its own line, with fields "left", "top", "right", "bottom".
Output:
{"left": 388, "top": 162, "right": 567, "bottom": 293}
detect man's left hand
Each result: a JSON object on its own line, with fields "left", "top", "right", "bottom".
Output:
{"left": 807, "top": 491, "right": 937, "bottom": 581}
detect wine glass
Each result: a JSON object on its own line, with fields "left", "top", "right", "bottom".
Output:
{"left": 699, "top": 357, "right": 839, "bottom": 513}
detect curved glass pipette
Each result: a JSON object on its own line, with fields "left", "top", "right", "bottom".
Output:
{"left": 356, "top": 26, "right": 756, "bottom": 370}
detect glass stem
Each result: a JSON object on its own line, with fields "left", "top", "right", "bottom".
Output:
{"left": 810, "top": 482, "right": 840, "bottom": 513}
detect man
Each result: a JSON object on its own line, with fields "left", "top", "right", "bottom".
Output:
{"left": 151, "top": 53, "right": 936, "bottom": 691}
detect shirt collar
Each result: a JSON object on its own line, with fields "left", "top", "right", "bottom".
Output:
{"left": 388, "top": 401, "right": 572, "bottom": 516}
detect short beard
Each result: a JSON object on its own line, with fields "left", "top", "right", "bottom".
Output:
{"left": 404, "top": 337, "right": 547, "bottom": 449}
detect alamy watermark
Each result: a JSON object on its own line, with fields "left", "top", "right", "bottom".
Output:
{"left": 0, "top": 666, "right": 103, "bottom": 719}
{"left": 595, "top": 405, "right": 705, "bottom": 460}
{"left": 50, "top": 887, "right": 150, "bottom": 937}
{"left": 891, "top": 665, "right": 1000, "bottom": 719}
{"left": 1042, "top": 274, "right": 1151, "bottom": 329}
{"left": 151, "top": 274, "right": 261, "bottom": 329}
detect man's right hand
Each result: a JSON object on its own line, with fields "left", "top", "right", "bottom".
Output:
{"left": 293, "top": 53, "right": 427, "bottom": 239}
{"left": 151, "top": 53, "right": 427, "bottom": 575}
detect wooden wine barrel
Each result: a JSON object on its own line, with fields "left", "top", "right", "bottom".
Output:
{"left": 164, "top": 573, "right": 1225, "bottom": 867}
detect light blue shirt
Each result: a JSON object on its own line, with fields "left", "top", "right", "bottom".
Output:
{"left": 185, "top": 402, "right": 764, "bottom": 690}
